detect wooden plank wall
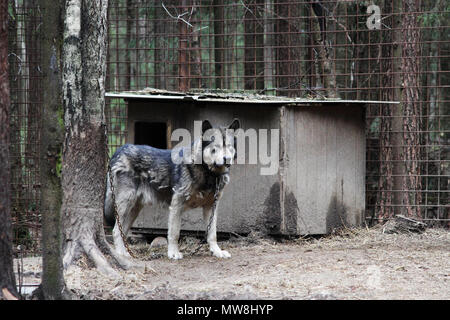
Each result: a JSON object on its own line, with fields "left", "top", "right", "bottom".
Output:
{"left": 282, "top": 104, "right": 366, "bottom": 234}
{"left": 127, "top": 100, "right": 365, "bottom": 236}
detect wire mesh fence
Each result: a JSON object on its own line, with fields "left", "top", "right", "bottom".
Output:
{"left": 6, "top": 0, "right": 449, "bottom": 253}
{"left": 106, "top": 0, "right": 449, "bottom": 226}
{"left": 7, "top": 0, "right": 42, "bottom": 254}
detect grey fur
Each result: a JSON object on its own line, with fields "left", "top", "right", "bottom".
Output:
{"left": 104, "top": 119, "right": 240, "bottom": 259}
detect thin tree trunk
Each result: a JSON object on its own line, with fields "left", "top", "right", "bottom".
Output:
{"left": 376, "top": 0, "right": 396, "bottom": 220}
{"left": 400, "top": 0, "right": 422, "bottom": 218}
{"left": 274, "top": 0, "right": 290, "bottom": 96}
{"left": 7, "top": 1, "right": 26, "bottom": 239}
{"left": 154, "top": 4, "right": 165, "bottom": 89}
{"left": 10, "top": 0, "right": 29, "bottom": 238}
{"left": 62, "top": 0, "right": 128, "bottom": 275}
{"left": 25, "top": 0, "right": 39, "bottom": 171}
{"left": 311, "top": 1, "right": 338, "bottom": 99}
{"left": 0, "top": 0, "right": 19, "bottom": 300}
{"left": 391, "top": 0, "right": 405, "bottom": 218}
{"left": 213, "top": 0, "right": 224, "bottom": 89}
{"left": 178, "top": 0, "right": 189, "bottom": 91}
{"left": 36, "top": 0, "right": 70, "bottom": 300}
{"left": 189, "top": 0, "right": 202, "bottom": 89}
{"left": 263, "top": 0, "right": 275, "bottom": 93}
{"left": 244, "top": 0, "right": 264, "bottom": 91}
{"left": 125, "top": 0, "right": 134, "bottom": 91}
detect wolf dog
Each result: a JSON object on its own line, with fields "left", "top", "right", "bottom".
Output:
{"left": 104, "top": 119, "right": 240, "bottom": 260}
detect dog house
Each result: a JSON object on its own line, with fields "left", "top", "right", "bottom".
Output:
{"left": 106, "top": 89, "right": 394, "bottom": 236}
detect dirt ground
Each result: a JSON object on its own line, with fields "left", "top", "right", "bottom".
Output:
{"left": 15, "top": 226, "right": 449, "bottom": 300}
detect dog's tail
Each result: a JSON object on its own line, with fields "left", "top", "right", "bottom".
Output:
{"left": 104, "top": 172, "right": 116, "bottom": 227}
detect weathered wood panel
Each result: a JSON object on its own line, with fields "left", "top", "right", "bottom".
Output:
{"left": 283, "top": 104, "right": 365, "bottom": 234}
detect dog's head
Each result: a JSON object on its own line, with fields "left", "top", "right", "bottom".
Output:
{"left": 200, "top": 119, "right": 240, "bottom": 174}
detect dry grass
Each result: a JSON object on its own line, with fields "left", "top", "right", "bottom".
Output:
{"left": 15, "top": 227, "right": 450, "bottom": 300}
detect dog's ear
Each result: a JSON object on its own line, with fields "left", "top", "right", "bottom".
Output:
{"left": 228, "top": 118, "right": 240, "bottom": 131}
{"left": 202, "top": 120, "right": 213, "bottom": 134}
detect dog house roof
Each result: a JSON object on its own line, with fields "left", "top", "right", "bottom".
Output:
{"left": 105, "top": 88, "right": 399, "bottom": 106}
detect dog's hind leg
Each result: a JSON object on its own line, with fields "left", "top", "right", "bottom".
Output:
{"left": 112, "top": 187, "right": 138, "bottom": 258}
{"left": 203, "top": 205, "right": 231, "bottom": 259}
{"left": 167, "top": 194, "right": 184, "bottom": 260}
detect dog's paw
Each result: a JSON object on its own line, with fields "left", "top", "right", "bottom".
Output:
{"left": 211, "top": 249, "right": 231, "bottom": 259}
{"left": 168, "top": 249, "right": 183, "bottom": 260}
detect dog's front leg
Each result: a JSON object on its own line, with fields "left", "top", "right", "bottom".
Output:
{"left": 167, "top": 194, "right": 183, "bottom": 260}
{"left": 203, "top": 205, "right": 231, "bottom": 259}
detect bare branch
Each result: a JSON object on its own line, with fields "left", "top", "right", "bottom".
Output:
{"left": 161, "top": 2, "right": 193, "bottom": 28}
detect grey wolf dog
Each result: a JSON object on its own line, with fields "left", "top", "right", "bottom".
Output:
{"left": 104, "top": 119, "right": 240, "bottom": 260}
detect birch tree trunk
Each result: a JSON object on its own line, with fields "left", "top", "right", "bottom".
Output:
{"left": 61, "top": 0, "right": 130, "bottom": 276}
{"left": 0, "top": 0, "right": 19, "bottom": 300}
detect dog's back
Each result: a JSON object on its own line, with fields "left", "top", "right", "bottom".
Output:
{"left": 104, "top": 144, "right": 175, "bottom": 226}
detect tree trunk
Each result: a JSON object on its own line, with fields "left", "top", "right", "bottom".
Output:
{"left": 213, "top": 0, "right": 224, "bottom": 89}
{"left": 189, "top": 0, "right": 202, "bottom": 89}
{"left": 10, "top": 0, "right": 30, "bottom": 242}
{"left": 263, "top": 0, "right": 275, "bottom": 93}
{"left": 37, "top": 0, "right": 70, "bottom": 300}
{"left": 244, "top": 0, "right": 264, "bottom": 91}
{"left": 7, "top": 1, "right": 26, "bottom": 242}
{"left": 274, "top": 0, "right": 290, "bottom": 96}
{"left": 0, "top": 0, "right": 19, "bottom": 300}
{"left": 378, "top": 0, "right": 423, "bottom": 220}
{"left": 61, "top": 0, "right": 129, "bottom": 276}
{"left": 376, "top": 0, "right": 396, "bottom": 220}
{"left": 25, "top": 0, "right": 39, "bottom": 171}
{"left": 311, "top": 1, "right": 339, "bottom": 99}
{"left": 178, "top": 0, "right": 189, "bottom": 91}
{"left": 400, "top": 0, "right": 422, "bottom": 218}
{"left": 391, "top": 0, "right": 405, "bottom": 217}
{"left": 154, "top": 4, "right": 165, "bottom": 89}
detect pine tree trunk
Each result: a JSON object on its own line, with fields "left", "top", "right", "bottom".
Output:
{"left": 61, "top": 0, "right": 129, "bottom": 276}
{"left": 378, "top": 0, "right": 423, "bottom": 220}
{"left": 0, "top": 0, "right": 19, "bottom": 300}
{"left": 377, "top": 0, "right": 396, "bottom": 220}
{"left": 400, "top": 0, "right": 422, "bottom": 218}
{"left": 391, "top": 0, "right": 405, "bottom": 217}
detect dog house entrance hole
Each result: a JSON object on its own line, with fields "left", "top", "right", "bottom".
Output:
{"left": 134, "top": 121, "right": 167, "bottom": 149}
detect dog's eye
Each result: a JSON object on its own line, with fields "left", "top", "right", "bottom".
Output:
{"left": 211, "top": 148, "right": 216, "bottom": 154}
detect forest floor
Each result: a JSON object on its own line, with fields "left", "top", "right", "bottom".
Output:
{"left": 15, "top": 226, "right": 449, "bottom": 300}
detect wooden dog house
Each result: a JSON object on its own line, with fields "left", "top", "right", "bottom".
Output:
{"left": 106, "top": 89, "right": 396, "bottom": 236}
